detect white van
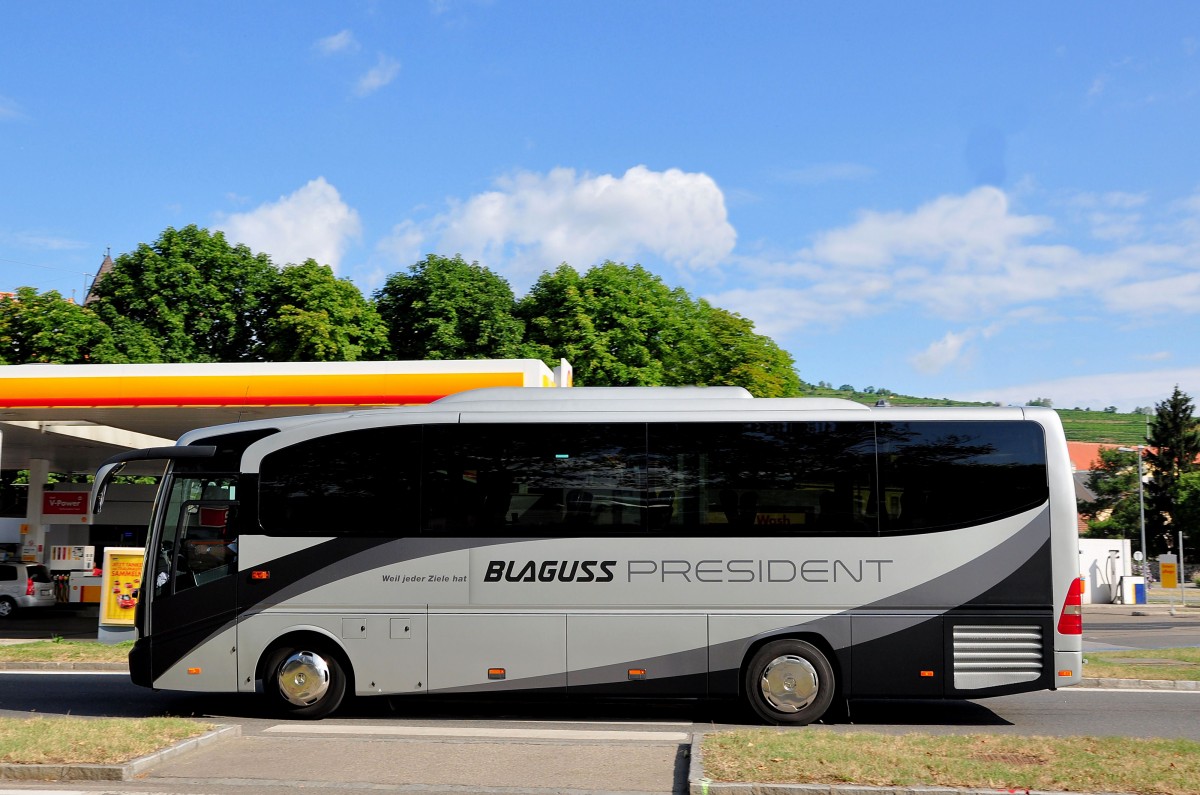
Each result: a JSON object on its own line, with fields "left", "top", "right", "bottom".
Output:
{"left": 0, "top": 563, "right": 56, "bottom": 617}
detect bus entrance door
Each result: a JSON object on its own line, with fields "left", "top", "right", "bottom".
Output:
{"left": 144, "top": 476, "right": 241, "bottom": 692}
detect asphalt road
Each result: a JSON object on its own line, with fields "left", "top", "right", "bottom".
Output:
{"left": 3, "top": 669, "right": 1200, "bottom": 738}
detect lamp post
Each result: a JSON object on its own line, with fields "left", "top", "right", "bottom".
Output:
{"left": 1118, "top": 445, "right": 1147, "bottom": 578}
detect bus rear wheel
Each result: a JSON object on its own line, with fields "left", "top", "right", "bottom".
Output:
{"left": 264, "top": 643, "right": 348, "bottom": 719}
{"left": 743, "top": 639, "right": 834, "bottom": 725}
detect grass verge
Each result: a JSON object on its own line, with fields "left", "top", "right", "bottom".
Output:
{"left": 1084, "top": 647, "right": 1200, "bottom": 681}
{"left": 0, "top": 639, "right": 132, "bottom": 663}
{"left": 0, "top": 717, "right": 211, "bottom": 765}
{"left": 703, "top": 730, "right": 1200, "bottom": 795}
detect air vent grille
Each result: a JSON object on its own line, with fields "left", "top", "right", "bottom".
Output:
{"left": 952, "top": 624, "right": 1042, "bottom": 690}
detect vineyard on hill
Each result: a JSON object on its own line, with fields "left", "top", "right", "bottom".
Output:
{"left": 805, "top": 386, "right": 1149, "bottom": 445}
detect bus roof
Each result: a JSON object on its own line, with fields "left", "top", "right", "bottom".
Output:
{"left": 176, "top": 387, "right": 1061, "bottom": 458}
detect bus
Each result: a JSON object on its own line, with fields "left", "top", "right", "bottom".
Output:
{"left": 91, "top": 386, "right": 1083, "bottom": 723}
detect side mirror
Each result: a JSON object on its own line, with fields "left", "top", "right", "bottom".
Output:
{"left": 90, "top": 461, "right": 127, "bottom": 515}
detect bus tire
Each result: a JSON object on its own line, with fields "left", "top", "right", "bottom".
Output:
{"left": 743, "top": 639, "right": 834, "bottom": 726}
{"left": 263, "top": 642, "right": 348, "bottom": 719}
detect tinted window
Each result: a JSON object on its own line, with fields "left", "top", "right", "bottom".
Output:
{"left": 649, "top": 422, "right": 877, "bottom": 535}
{"left": 424, "top": 423, "right": 646, "bottom": 534}
{"left": 878, "top": 421, "right": 1048, "bottom": 534}
{"left": 27, "top": 565, "right": 51, "bottom": 583}
{"left": 0, "top": 565, "right": 14, "bottom": 582}
{"left": 259, "top": 426, "right": 421, "bottom": 536}
{"left": 255, "top": 418, "right": 1049, "bottom": 539}
{"left": 156, "top": 475, "right": 239, "bottom": 594}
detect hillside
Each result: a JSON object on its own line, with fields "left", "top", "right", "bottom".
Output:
{"left": 803, "top": 387, "right": 1149, "bottom": 445}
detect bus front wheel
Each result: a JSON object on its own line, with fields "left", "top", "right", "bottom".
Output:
{"left": 743, "top": 639, "right": 835, "bottom": 725}
{"left": 264, "top": 643, "right": 348, "bottom": 719}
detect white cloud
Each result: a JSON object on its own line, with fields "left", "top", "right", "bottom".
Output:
{"left": 0, "top": 95, "right": 24, "bottom": 121}
{"left": 374, "top": 220, "right": 426, "bottom": 274}
{"left": 911, "top": 330, "right": 975, "bottom": 375}
{"left": 781, "top": 162, "right": 875, "bottom": 185}
{"left": 807, "top": 186, "right": 1053, "bottom": 270}
{"left": 355, "top": 54, "right": 401, "bottom": 96}
{"left": 703, "top": 276, "right": 891, "bottom": 340}
{"left": 954, "top": 367, "right": 1200, "bottom": 413}
{"left": 909, "top": 324, "right": 1006, "bottom": 375}
{"left": 419, "top": 165, "right": 736, "bottom": 279}
{"left": 1087, "top": 211, "right": 1144, "bottom": 241}
{"left": 731, "top": 186, "right": 1200, "bottom": 324}
{"left": 1101, "top": 271, "right": 1200, "bottom": 313}
{"left": 216, "top": 178, "right": 361, "bottom": 272}
{"left": 1064, "top": 191, "right": 1149, "bottom": 241}
{"left": 0, "top": 231, "right": 88, "bottom": 251}
{"left": 315, "top": 29, "right": 360, "bottom": 56}
{"left": 1068, "top": 191, "right": 1149, "bottom": 210}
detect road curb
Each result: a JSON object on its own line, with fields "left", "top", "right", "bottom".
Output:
{"left": 0, "top": 723, "right": 240, "bottom": 781}
{"left": 1076, "top": 676, "right": 1199, "bottom": 690}
{"left": 0, "top": 661, "right": 127, "bottom": 671}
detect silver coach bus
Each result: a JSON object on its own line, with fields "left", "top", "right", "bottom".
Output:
{"left": 92, "top": 387, "right": 1083, "bottom": 723}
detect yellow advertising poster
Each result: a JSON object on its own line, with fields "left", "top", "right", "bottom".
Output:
{"left": 1160, "top": 562, "right": 1178, "bottom": 590}
{"left": 100, "top": 547, "right": 145, "bottom": 626}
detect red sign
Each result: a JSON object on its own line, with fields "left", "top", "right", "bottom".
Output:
{"left": 42, "top": 492, "right": 89, "bottom": 515}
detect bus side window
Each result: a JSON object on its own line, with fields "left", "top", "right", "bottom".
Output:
{"left": 877, "top": 421, "right": 1048, "bottom": 535}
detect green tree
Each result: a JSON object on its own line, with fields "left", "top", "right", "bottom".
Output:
{"left": 0, "top": 287, "right": 124, "bottom": 364}
{"left": 672, "top": 301, "right": 802, "bottom": 397}
{"left": 518, "top": 261, "right": 802, "bottom": 395}
{"left": 518, "top": 263, "right": 682, "bottom": 386}
{"left": 262, "top": 260, "right": 388, "bottom": 361}
{"left": 1078, "top": 447, "right": 1144, "bottom": 540}
{"left": 89, "top": 225, "right": 278, "bottom": 362}
{"left": 375, "top": 255, "right": 526, "bottom": 360}
{"left": 1145, "top": 385, "right": 1200, "bottom": 553}
{"left": 1173, "top": 471, "right": 1200, "bottom": 549}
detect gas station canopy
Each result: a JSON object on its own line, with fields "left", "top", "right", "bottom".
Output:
{"left": 0, "top": 359, "right": 570, "bottom": 474}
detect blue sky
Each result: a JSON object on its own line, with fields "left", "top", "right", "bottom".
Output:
{"left": 2, "top": 2, "right": 1198, "bottom": 411}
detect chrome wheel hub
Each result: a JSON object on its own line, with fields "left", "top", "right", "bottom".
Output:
{"left": 277, "top": 651, "right": 330, "bottom": 706}
{"left": 759, "top": 654, "right": 819, "bottom": 713}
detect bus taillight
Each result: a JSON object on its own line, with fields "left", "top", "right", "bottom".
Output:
{"left": 1058, "top": 577, "right": 1083, "bottom": 635}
